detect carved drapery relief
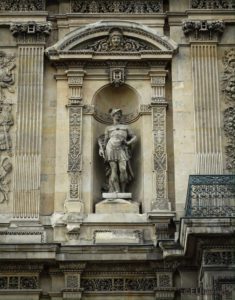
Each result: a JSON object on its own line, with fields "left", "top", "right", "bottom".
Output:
{"left": 0, "top": 0, "right": 45, "bottom": 11}
{"left": 71, "top": 0, "right": 163, "bottom": 13}
{"left": 190, "top": 0, "right": 235, "bottom": 9}
{"left": 222, "top": 49, "right": 235, "bottom": 170}
{"left": 182, "top": 20, "right": 224, "bottom": 41}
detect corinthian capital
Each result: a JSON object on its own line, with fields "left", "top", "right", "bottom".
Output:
{"left": 10, "top": 21, "right": 51, "bottom": 44}
{"left": 182, "top": 20, "right": 225, "bottom": 41}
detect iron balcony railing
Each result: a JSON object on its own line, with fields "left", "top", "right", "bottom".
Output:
{"left": 185, "top": 175, "right": 235, "bottom": 217}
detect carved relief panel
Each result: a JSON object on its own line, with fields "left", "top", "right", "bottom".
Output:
{"left": 0, "top": 50, "right": 15, "bottom": 204}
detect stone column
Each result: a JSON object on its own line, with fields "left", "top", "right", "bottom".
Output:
{"left": 64, "top": 69, "right": 85, "bottom": 230}
{"left": 182, "top": 20, "right": 224, "bottom": 174}
{"left": 10, "top": 22, "right": 51, "bottom": 219}
{"left": 149, "top": 69, "right": 171, "bottom": 211}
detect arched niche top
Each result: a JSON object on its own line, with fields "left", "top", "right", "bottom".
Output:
{"left": 92, "top": 84, "right": 140, "bottom": 124}
{"left": 46, "top": 21, "right": 178, "bottom": 61}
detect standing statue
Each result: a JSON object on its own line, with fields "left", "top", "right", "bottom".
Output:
{"left": 98, "top": 108, "right": 137, "bottom": 193}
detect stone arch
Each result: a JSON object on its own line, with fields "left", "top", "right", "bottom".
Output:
{"left": 46, "top": 20, "right": 178, "bottom": 58}
{"left": 92, "top": 83, "right": 141, "bottom": 124}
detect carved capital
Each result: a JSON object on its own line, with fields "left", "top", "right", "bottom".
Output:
{"left": 10, "top": 21, "right": 51, "bottom": 44}
{"left": 182, "top": 20, "right": 225, "bottom": 41}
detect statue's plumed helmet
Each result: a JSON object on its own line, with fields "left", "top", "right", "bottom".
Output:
{"left": 109, "top": 108, "right": 122, "bottom": 117}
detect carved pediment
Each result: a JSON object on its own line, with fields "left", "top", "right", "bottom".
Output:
{"left": 46, "top": 21, "right": 178, "bottom": 61}
{"left": 72, "top": 31, "right": 157, "bottom": 52}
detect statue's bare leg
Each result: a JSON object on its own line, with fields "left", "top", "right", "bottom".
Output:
{"left": 109, "top": 161, "right": 120, "bottom": 192}
{"left": 119, "top": 161, "right": 127, "bottom": 193}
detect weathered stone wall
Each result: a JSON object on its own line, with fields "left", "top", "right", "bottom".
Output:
{"left": 0, "top": 1, "right": 234, "bottom": 299}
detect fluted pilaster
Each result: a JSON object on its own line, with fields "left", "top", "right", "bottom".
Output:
{"left": 192, "top": 44, "right": 223, "bottom": 174}
{"left": 11, "top": 22, "right": 51, "bottom": 219}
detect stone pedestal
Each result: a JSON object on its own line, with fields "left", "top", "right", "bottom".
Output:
{"left": 96, "top": 193, "right": 140, "bottom": 213}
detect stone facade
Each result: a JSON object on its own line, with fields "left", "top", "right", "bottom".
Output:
{"left": 0, "top": 1, "right": 234, "bottom": 299}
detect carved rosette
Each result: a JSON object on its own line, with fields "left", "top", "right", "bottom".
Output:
{"left": 10, "top": 21, "right": 51, "bottom": 44}
{"left": 150, "top": 72, "right": 170, "bottom": 211}
{"left": 222, "top": 49, "right": 235, "bottom": 170}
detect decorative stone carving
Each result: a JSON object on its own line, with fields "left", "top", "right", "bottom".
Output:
{"left": 68, "top": 107, "right": 82, "bottom": 173}
{"left": 10, "top": 21, "right": 51, "bottom": 43}
{"left": 222, "top": 49, "right": 235, "bottom": 170}
{"left": 182, "top": 20, "right": 225, "bottom": 40}
{"left": 82, "top": 28, "right": 155, "bottom": 52}
{"left": 81, "top": 277, "right": 157, "bottom": 291}
{"left": 71, "top": 0, "right": 163, "bottom": 13}
{"left": 110, "top": 67, "right": 125, "bottom": 87}
{"left": 0, "top": 0, "right": 45, "bottom": 11}
{"left": 66, "top": 275, "right": 79, "bottom": 289}
{"left": 159, "top": 274, "right": 171, "bottom": 287}
{"left": 53, "top": 24, "right": 175, "bottom": 52}
{"left": 222, "top": 49, "right": 235, "bottom": 103}
{"left": 152, "top": 106, "right": 168, "bottom": 210}
{"left": 98, "top": 108, "right": 137, "bottom": 193}
{"left": 224, "top": 107, "right": 235, "bottom": 139}
{"left": 0, "top": 51, "right": 15, "bottom": 102}
{"left": 68, "top": 106, "right": 82, "bottom": 201}
{"left": 190, "top": 0, "right": 235, "bottom": 9}
{"left": 203, "top": 251, "right": 235, "bottom": 265}
{"left": 0, "top": 276, "right": 38, "bottom": 289}
{"left": 0, "top": 104, "right": 13, "bottom": 153}
{"left": 0, "top": 156, "right": 12, "bottom": 203}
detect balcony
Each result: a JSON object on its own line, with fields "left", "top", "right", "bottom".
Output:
{"left": 185, "top": 175, "right": 235, "bottom": 217}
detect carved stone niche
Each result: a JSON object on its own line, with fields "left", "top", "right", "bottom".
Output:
{"left": 92, "top": 84, "right": 142, "bottom": 213}
{"left": 46, "top": 21, "right": 177, "bottom": 218}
